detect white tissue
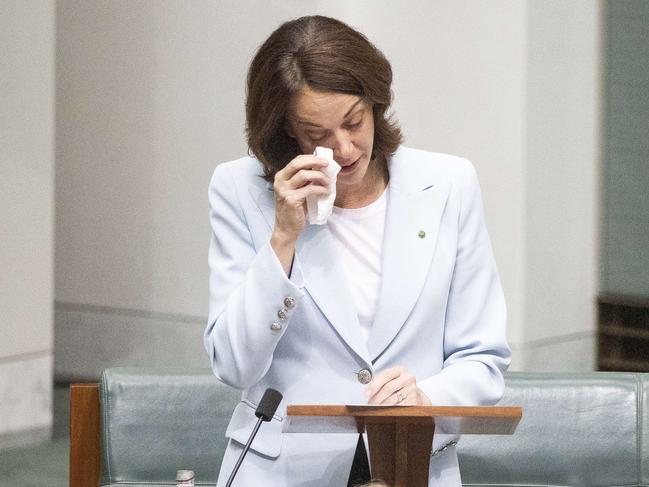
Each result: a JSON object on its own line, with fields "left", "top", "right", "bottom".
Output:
{"left": 306, "top": 146, "right": 341, "bottom": 225}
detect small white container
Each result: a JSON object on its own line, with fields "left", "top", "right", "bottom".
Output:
{"left": 176, "top": 469, "right": 195, "bottom": 487}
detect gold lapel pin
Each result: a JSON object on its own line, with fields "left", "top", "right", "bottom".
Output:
{"left": 418, "top": 230, "right": 426, "bottom": 239}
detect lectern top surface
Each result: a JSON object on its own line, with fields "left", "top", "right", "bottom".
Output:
{"left": 287, "top": 404, "right": 521, "bottom": 418}
{"left": 283, "top": 404, "right": 522, "bottom": 435}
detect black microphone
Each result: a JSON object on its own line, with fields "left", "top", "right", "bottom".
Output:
{"left": 224, "top": 388, "right": 283, "bottom": 487}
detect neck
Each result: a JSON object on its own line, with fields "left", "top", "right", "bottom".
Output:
{"left": 334, "top": 156, "right": 389, "bottom": 209}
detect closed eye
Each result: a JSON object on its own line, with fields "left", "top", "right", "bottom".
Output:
{"left": 344, "top": 113, "right": 364, "bottom": 130}
{"left": 344, "top": 121, "right": 362, "bottom": 130}
{"left": 306, "top": 131, "right": 328, "bottom": 141}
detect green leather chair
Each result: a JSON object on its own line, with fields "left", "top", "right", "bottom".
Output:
{"left": 459, "top": 372, "right": 649, "bottom": 487}
{"left": 99, "top": 368, "right": 649, "bottom": 486}
{"left": 100, "top": 368, "right": 238, "bottom": 487}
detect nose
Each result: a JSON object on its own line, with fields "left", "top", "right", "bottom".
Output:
{"left": 332, "top": 130, "right": 353, "bottom": 165}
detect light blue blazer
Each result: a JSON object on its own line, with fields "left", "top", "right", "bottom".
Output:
{"left": 204, "top": 146, "right": 510, "bottom": 486}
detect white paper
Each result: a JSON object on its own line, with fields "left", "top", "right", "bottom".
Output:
{"left": 306, "top": 146, "right": 341, "bottom": 225}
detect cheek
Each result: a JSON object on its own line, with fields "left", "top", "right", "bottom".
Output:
{"left": 295, "top": 137, "right": 314, "bottom": 154}
{"left": 363, "top": 116, "right": 375, "bottom": 141}
{"left": 360, "top": 125, "right": 375, "bottom": 152}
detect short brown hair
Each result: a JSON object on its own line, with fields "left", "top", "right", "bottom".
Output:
{"left": 245, "top": 15, "right": 403, "bottom": 182}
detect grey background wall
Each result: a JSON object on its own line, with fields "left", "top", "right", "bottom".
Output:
{"left": 53, "top": 0, "right": 602, "bottom": 380}
{"left": 601, "top": 0, "right": 649, "bottom": 298}
{"left": 0, "top": 1, "right": 55, "bottom": 448}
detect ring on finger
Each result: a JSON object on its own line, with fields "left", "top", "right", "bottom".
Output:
{"left": 396, "top": 390, "right": 404, "bottom": 403}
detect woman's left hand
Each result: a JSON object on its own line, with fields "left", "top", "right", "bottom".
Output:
{"left": 364, "top": 366, "right": 432, "bottom": 406}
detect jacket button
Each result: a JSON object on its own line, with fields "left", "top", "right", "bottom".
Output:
{"left": 277, "top": 308, "right": 288, "bottom": 321}
{"left": 270, "top": 322, "right": 282, "bottom": 331}
{"left": 283, "top": 296, "right": 296, "bottom": 309}
{"left": 357, "top": 369, "right": 372, "bottom": 384}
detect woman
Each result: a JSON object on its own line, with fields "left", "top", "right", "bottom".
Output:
{"left": 204, "top": 15, "right": 510, "bottom": 486}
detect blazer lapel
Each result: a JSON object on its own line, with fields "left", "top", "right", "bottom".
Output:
{"left": 367, "top": 168, "right": 451, "bottom": 362}
{"left": 248, "top": 183, "right": 274, "bottom": 233}
{"left": 249, "top": 184, "right": 371, "bottom": 364}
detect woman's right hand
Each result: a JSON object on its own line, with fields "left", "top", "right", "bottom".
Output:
{"left": 270, "top": 154, "right": 332, "bottom": 274}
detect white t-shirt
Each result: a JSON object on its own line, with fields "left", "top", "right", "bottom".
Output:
{"left": 327, "top": 187, "right": 388, "bottom": 343}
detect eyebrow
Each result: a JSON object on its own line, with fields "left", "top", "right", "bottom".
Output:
{"left": 297, "top": 99, "right": 363, "bottom": 127}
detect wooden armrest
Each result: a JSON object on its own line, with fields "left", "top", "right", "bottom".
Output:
{"left": 69, "top": 383, "right": 101, "bottom": 487}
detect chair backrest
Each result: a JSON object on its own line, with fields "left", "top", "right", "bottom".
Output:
{"left": 100, "top": 367, "right": 240, "bottom": 486}
{"left": 100, "top": 368, "right": 649, "bottom": 486}
{"left": 459, "top": 371, "right": 649, "bottom": 487}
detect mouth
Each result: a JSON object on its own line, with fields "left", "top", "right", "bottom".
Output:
{"left": 339, "top": 156, "right": 361, "bottom": 174}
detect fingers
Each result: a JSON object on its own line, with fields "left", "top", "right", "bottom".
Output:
{"left": 365, "top": 366, "right": 417, "bottom": 405}
{"left": 365, "top": 367, "right": 408, "bottom": 404}
{"left": 270, "top": 153, "right": 333, "bottom": 244}
{"left": 365, "top": 366, "right": 401, "bottom": 399}
{"left": 274, "top": 155, "right": 332, "bottom": 198}
{"left": 278, "top": 154, "right": 329, "bottom": 182}
{"left": 370, "top": 380, "right": 412, "bottom": 405}
{"left": 280, "top": 183, "right": 330, "bottom": 206}
{"left": 391, "top": 386, "right": 414, "bottom": 405}
{"left": 286, "top": 169, "right": 331, "bottom": 190}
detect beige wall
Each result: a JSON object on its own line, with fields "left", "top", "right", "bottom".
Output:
{"left": 0, "top": 0, "right": 54, "bottom": 447}
{"left": 522, "top": 1, "right": 601, "bottom": 369}
{"left": 54, "top": 1, "right": 601, "bottom": 378}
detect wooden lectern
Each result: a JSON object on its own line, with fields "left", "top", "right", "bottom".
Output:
{"left": 284, "top": 405, "right": 522, "bottom": 487}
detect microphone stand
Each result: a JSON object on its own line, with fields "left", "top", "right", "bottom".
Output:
{"left": 224, "top": 415, "right": 264, "bottom": 487}
{"left": 223, "top": 387, "right": 282, "bottom": 486}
